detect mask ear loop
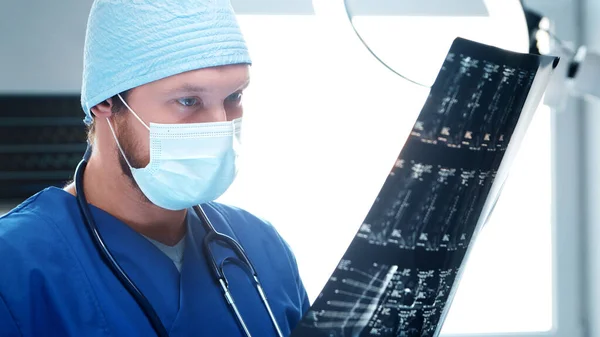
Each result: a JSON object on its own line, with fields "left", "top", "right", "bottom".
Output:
{"left": 106, "top": 94, "right": 149, "bottom": 170}
{"left": 106, "top": 117, "right": 135, "bottom": 169}
{"left": 117, "top": 93, "right": 150, "bottom": 131}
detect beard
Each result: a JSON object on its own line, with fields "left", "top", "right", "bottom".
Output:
{"left": 112, "top": 114, "right": 153, "bottom": 205}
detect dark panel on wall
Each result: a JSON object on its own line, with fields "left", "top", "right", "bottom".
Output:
{"left": 0, "top": 95, "right": 86, "bottom": 202}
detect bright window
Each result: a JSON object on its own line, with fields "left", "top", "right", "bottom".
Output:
{"left": 440, "top": 103, "right": 553, "bottom": 334}
{"left": 218, "top": 11, "right": 553, "bottom": 335}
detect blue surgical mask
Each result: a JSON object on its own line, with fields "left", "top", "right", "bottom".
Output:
{"left": 106, "top": 94, "right": 241, "bottom": 210}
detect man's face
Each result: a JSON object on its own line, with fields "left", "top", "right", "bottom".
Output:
{"left": 111, "top": 64, "right": 250, "bottom": 188}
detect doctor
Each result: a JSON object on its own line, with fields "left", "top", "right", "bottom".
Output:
{"left": 0, "top": 0, "right": 310, "bottom": 336}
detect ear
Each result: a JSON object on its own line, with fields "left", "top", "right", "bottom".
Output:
{"left": 90, "top": 97, "right": 115, "bottom": 119}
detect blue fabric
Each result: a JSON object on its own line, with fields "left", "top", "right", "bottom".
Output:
{"left": 0, "top": 187, "right": 309, "bottom": 336}
{"left": 81, "top": 0, "right": 252, "bottom": 125}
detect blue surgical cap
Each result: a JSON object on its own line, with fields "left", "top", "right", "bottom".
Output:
{"left": 81, "top": 0, "right": 252, "bottom": 125}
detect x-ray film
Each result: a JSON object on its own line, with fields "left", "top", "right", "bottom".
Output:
{"left": 290, "top": 38, "right": 559, "bottom": 337}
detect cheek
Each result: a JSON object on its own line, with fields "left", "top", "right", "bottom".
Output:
{"left": 140, "top": 102, "right": 175, "bottom": 124}
{"left": 136, "top": 131, "right": 151, "bottom": 163}
{"left": 132, "top": 129, "right": 151, "bottom": 167}
{"left": 117, "top": 116, "right": 152, "bottom": 167}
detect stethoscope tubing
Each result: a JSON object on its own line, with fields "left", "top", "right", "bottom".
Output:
{"left": 75, "top": 154, "right": 170, "bottom": 337}
{"left": 74, "top": 147, "right": 283, "bottom": 337}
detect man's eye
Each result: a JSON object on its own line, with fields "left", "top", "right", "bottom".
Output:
{"left": 177, "top": 97, "right": 200, "bottom": 107}
{"left": 225, "top": 92, "right": 243, "bottom": 103}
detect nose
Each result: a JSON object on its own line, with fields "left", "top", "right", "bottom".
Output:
{"left": 204, "top": 105, "right": 228, "bottom": 123}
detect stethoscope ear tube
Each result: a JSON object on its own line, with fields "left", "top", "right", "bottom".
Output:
{"left": 194, "top": 206, "right": 259, "bottom": 276}
{"left": 75, "top": 148, "right": 170, "bottom": 337}
{"left": 192, "top": 206, "right": 284, "bottom": 337}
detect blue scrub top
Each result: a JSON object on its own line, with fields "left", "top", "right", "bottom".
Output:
{"left": 0, "top": 187, "right": 310, "bottom": 336}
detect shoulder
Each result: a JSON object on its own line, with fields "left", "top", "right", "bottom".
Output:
{"left": 202, "top": 201, "right": 309, "bottom": 280}
{"left": 0, "top": 188, "right": 70, "bottom": 250}
{"left": 0, "top": 189, "right": 74, "bottom": 331}
{"left": 203, "top": 202, "right": 311, "bottom": 324}
{"left": 204, "top": 202, "right": 277, "bottom": 236}
{"left": 0, "top": 189, "right": 113, "bottom": 336}
{"left": 0, "top": 188, "right": 80, "bottom": 288}
{"left": 0, "top": 190, "right": 57, "bottom": 250}
{"left": 203, "top": 202, "right": 290, "bottom": 256}
{"left": 203, "top": 202, "right": 301, "bottom": 284}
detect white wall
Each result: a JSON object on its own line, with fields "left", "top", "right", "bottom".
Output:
{"left": 580, "top": 0, "right": 600, "bottom": 335}
{"left": 527, "top": 0, "right": 600, "bottom": 335}
{"left": 0, "top": 0, "right": 92, "bottom": 93}
{"left": 527, "top": 0, "right": 600, "bottom": 336}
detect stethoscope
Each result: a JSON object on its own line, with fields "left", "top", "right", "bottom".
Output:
{"left": 74, "top": 146, "right": 284, "bottom": 337}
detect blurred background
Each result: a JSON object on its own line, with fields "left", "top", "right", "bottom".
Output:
{"left": 0, "top": 0, "right": 597, "bottom": 336}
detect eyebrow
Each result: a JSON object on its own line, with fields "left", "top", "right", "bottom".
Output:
{"left": 165, "top": 80, "right": 250, "bottom": 96}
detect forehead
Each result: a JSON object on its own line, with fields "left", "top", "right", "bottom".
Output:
{"left": 141, "top": 64, "right": 250, "bottom": 93}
